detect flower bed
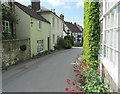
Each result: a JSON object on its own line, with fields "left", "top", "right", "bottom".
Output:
{"left": 64, "top": 55, "right": 109, "bottom": 93}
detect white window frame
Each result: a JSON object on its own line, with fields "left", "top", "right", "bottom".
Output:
{"left": 2, "top": 20, "right": 9, "bottom": 32}
{"left": 38, "top": 21, "right": 41, "bottom": 30}
{"left": 37, "top": 40, "right": 44, "bottom": 53}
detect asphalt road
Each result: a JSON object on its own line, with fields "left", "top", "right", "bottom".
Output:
{"left": 2, "top": 48, "right": 82, "bottom": 92}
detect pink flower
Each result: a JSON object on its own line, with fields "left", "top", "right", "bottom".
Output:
{"left": 66, "top": 79, "right": 71, "bottom": 82}
{"left": 72, "top": 82, "right": 75, "bottom": 85}
{"left": 76, "top": 74, "right": 81, "bottom": 78}
{"left": 82, "top": 61, "right": 87, "bottom": 67}
{"left": 74, "top": 70, "right": 77, "bottom": 72}
{"left": 70, "top": 89, "right": 75, "bottom": 92}
{"left": 67, "top": 82, "right": 70, "bottom": 85}
{"left": 76, "top": 85, "right": 80, "bottom": 88}
{"left": 74, "top": 80, "right": 77, "bottom": 82}
{"left": 85, "top": 69, "right": 88, "bottom": 72}
{"left": 77, "top": 67, "right": 82, "bottom": 71}
{"left": 64, "top": 87, "right": 69, "bottom": 91}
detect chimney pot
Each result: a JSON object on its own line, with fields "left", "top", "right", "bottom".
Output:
{"left": 60, "top": 14, "right": 64, "bottom": 20}
{"left": 31, "top": 0, "right": 40, "bottom": 11}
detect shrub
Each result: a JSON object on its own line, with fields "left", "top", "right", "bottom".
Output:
{"left": 64, "top": 35, "right": 74, "bottom": 46}
{"left": 20, "top": 44, "right": 27, "bottom": 51}
{"left": 64, "top": 39, "right": 72, "bottom": 49}
{"left": 54, "top": 37, "right": 65, "bottom": 50}
{"left": 65, "top": 55, "right": 109, "bottom": 93}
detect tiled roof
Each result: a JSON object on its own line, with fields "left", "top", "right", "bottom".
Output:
{"left": 65, "top": 22, "right": 83, "bottom": 33}
{"left": 14, "top": 2, "right": 50, "bottom": 24}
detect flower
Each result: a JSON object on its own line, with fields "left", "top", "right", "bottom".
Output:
{"left": 66, "top": 79, "right": 71, "bottom": 82}
{"left": 67, "top": 82, "right": 70, "bottom": 85}
{"left": 85, "top": 69, "right": 88, "bottom": 72}
{"left": 64, "top": 87, "right": 69, "bottom": 91}
{"left": 72, "top": 82, "right": 75, "bottom": 85}
{"left": 70, "top": 89, "right": 75, "bottom": 92}
{"left": 74, "top": 69, "right": 77, "bottom": 72}
{"left": 77, "top": 67, "right": 82, "bottom": 71}
{"left": 74, "top": 80, "right": 77, "bottom": 82}
{"left": 76, "top": 85, "right": 80, "bottom": 88}
{"left": 82, "top": 61, "right": 87, "bottom": 67}
{"left": 76, "top": 74, "right": 81, "bottom": 78}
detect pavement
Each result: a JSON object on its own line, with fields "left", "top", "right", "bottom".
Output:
{"left": 2, "top": 48, "right": 82, "bottom": 92}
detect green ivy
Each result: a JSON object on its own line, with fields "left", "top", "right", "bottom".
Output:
{"left": 83, "top": 2, "right": 100, "bottom": 68}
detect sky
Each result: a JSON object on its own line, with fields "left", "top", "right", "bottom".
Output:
{"left": 15, "top": 0, "right": 84, "bottom": 27}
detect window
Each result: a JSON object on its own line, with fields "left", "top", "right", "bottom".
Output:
{"left": 38, "top": 21, "right": 41, "bottom": 30}
{"left": 2, "top": 20, "right": 9, "bottom": 32}
{"left": 37, "top": 40, "right": 44, "bottom": 53}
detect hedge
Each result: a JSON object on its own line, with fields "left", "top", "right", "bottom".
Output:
{"left": 83, "top": 2, "right": 100, "bottom": 68}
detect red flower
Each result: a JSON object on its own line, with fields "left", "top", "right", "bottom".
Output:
{"left": 76, "top": 85, "right": 80, "bottom": 88}
{"left": 67, "top": 82, "right": 70, "bottom": 85}
{"left": 72, "top": 82, "right": 75, "bottom": 85}
{"left": 64, "top": 87, "right": 69, "bottom": 91}
{"left": 74, "top": 80, "right": 77, "bottom": 82}
{"left": 77, "top": 67, "right": 82, "bottom": 70}
{"left": 74, "top": 70, "right": 77, "bottom": 72}
{"left": 76, "top": 74, "right": 81, "bottom": 78}
{"left": 85, "top": 69, "right": 88, "bottom": 72}
{"left": 82, "top": 61, "right": 87, "bottom": 67}
{"left": 70, "top": 89, "right": 75, "bottom": 92}
{"left": 66, "top": 79, "right": 71, "bottom": 82}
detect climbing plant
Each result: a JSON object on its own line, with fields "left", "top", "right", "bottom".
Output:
{"left": 2, "top": 4, "right": 18, "bottom": 24}
{"left": 83, "top": 1, "right": 100, "bottom": 68}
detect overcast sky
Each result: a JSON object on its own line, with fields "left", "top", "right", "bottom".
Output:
{"left": 16, "top": 0, "right": 84, "bottom": 27}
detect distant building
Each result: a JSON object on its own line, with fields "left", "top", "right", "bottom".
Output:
{"left": 64, "top": 21, "right": 83, "bottom": 44}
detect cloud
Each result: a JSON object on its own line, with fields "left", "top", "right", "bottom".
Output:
{"left": 74, "top": 16, "right": 79, "bottom": 20}
{"left": 76, "top": 0, "right": 84, "bottom": 8}
{"left": 63, "top": 5, "right": 72, "bottom": 9}
{"left": 45, "top": 0, "right": 65, "bottom": 6}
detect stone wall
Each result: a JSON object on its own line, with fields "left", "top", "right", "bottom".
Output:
{"left": 102, "top": 65, "right": 119, "bottom": 92}
{"left": 2, "top": 39, "right": 31, "bottom": 69}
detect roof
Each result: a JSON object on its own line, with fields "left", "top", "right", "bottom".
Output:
{"left": 40, "top": 6, "right": 50, "bottom": 12}
{"left": 14, "top": 2, "right": 50, "bottom": 24}
{"left": 38, "top": 10, "right": 63, "bottom": 21}
{"left": 65, "top": 22, "right": 83, "bottom": 33}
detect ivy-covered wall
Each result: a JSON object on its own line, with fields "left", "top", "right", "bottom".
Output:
{"left": 83, "top": 2, "right": 100, "bottom": 68}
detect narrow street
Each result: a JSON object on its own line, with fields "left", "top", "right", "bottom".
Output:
{"left": 3, "top": 48, "right": 82, "bottom": 92}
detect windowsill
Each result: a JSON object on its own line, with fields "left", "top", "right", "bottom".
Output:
{"left": 100, "top": 56, "right": 118, "bottom": 86}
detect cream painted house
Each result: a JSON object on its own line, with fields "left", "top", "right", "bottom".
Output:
{"left": 15, "top": 2, "right": 51, "bottom": 57}
{"left": 99, "top": 0, "right": 120, "bottom": 92}
{"left": 37, "top": 7, "right": 64, "bottom": 50}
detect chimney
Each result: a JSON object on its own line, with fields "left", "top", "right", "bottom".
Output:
{"left": 60, "top": 14, "right": 64, "bottom": 20}
{"left": 31, "top": 0, "right": 40, "bottom": 11}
